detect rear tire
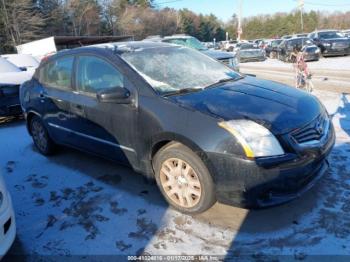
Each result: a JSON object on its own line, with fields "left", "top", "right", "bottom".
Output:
{"left": 153, "top": 142, "right": 216, "bottom": 214}
{"left": 29, "top": 116, "right": 56, "bottom": 155}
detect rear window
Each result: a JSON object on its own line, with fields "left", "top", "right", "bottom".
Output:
{"left": 319, "top": 31, "right": 343, "bottom": 39}
{"left": 39, "top": 56, "right": 74, "bottom": 90}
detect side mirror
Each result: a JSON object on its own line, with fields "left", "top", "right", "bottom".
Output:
{"left": 97, "top": 87, "right": 131, "bottom": 104}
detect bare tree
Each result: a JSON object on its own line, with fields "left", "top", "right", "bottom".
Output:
{"left": 66, "top": 0, "right": 101, "bottom": 36}
{"left": 0, "top": 0, "right": 44, "bottom": 46}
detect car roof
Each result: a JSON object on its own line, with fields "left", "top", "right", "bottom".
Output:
{"left": 286, "top": 36, "right": 311, "bottom": 41}
{"left": 45, "top": 41, "right": 179, "bottom": 62}
{"left": 315, "top": 29, "right": 340, "bottom": 33}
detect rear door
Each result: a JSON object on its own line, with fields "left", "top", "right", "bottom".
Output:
{"left": 67, "top": 53, "right": 138, "bottom": 165}
{"left": 38, "top": 55, "right": 75, "bottom": 144}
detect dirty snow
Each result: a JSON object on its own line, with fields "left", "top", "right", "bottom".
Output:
{"left": 0, "top": 90, "right": 350, "bottom": 261}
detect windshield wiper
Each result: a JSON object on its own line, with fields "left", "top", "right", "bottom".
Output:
{"left": 204, "top": 76, "right": 244, "bottom": 89}
{"left": 163, "top": 87, "right": 204, "bottom": 97}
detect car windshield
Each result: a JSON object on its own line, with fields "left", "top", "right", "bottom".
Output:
{"left": 121, "top": 46, "right": 240, "bottom": 94}
{"left": 319, "top": 31, "right": 344, "bottom": 39}
{"left": 271, "top": 40, "right": 282, "bottom": 47}
{"left": 163, "top": 37, "right": 207, "bottom": 51}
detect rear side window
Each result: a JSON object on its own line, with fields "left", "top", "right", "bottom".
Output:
{"left": 76, "top": 56, "right": 124, "bottom": 94}
{"left": 40, "top": 56, "right": 74, "bottom": 90}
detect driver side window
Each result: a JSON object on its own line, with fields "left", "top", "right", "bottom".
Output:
{"left": 76, "top": 55, "right": 124, "bottom": 94}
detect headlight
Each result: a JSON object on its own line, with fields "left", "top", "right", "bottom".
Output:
{"left": 323, "top": 43, "right": 331, "bottom": 47}
{"left": 218, "top": 119, "right": 284, "bottom": 158}
{"left": 315, "top": 48, "right": 320, "bottom": 54}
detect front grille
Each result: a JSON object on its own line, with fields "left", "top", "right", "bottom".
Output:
{"left": 0, "top": 85, "right": 20, "bottom": 97}
{"left": 332, "top": 42, "right": 348, "bottom": 48}
{"left": 291, "top": 113, "right": 329, "bottom": 144}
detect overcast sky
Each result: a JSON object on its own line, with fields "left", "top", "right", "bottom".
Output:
{"left": 155, "top": 0, "right": 350, "bottom": 21}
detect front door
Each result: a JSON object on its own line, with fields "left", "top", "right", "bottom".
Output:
{"left": 67, "top": 54, "right": 138, "bottom": 166}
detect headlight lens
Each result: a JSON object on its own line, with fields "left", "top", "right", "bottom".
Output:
{"left": 218, "top": 119, "right": 284, "bottom": 158}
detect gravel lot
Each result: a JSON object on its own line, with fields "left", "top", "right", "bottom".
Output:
{"left": 1, "top": 59, "right": 350, "bottom": 261}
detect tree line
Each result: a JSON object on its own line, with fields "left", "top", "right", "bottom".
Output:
{"left": 0, "top": 0, "right": 349, "bottom": 53}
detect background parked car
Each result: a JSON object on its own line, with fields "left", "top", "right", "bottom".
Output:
{"left": 0, "top": 57, "right": 33, "bottom": 117}
{"left": 157, "top": 35, "right": 240, "bottom": 71}
{"left": 0, "top": 173, "right": 16, "bottom": 258}
{"left": 221, "top": 40, "right": 238, "bottom": 52}
{"left": 282, "top": 35, "right": 293, "bottom": 39}
{"left": 277, "top": 37, "right": 315, "bottom": 62}
{"left": 235, "top": 43, "right": 266, "bottom": 62}
{"left": 1, "top": 54, "right": 39, "bottom": 72}
{"left": 301, "top": 45, "right": 321, "bottom": 61}
{"left": 308, "top": 30, "right": 350, "bottom": 56}
{"left": 265, "top": 39, "right": 283, "bottom": 58}
{"left": 342, "top": 29, "right": 350, "bottom": 38}
{"left": 293, "top": 33, "right": 308, "bottom": 38}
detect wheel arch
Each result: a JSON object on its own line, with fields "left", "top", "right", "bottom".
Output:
{"left": 26, "top": 110, "right": 42, "bottom": 135}
{"left": 147, "top": 132, "right": 217, "bottom": 183}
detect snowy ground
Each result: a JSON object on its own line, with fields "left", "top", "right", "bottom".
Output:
{"left": 239, "top": 55, "right": 350, "bottom": 71}
{"left": 0, "top": 89, "right": 350, "bottom": 261}
{"left": 240, "top": 56, "right": 350, "bottom": 93}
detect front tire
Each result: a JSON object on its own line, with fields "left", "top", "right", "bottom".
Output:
{"left": 153, "top": 143, "right": 216, "bottom": 214}
{"left": 29, "top": 116, "right": 56, "bottom": 155}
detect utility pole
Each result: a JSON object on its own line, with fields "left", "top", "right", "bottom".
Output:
{"left": 237, "top": 0, "right": 243, "bottom": 41}
{"left": 298, "top": 0, "right": 304, "bottom": 32}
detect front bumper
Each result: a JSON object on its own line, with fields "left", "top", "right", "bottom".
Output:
{"left": 323, "top": 46, "right": 350, "bottom": 56}
{"left": 0, "top": 96, "right": 22, "bottom": 117}
{"left": 304, "top": 53, "right": 320, "bottom": 61}
{"left": 0, "top": 192, "right": 16, "bottom": 258}
{"left": 206, "top": 121, "right": 335, "bottom": 208}
{"left": 240, "top": 56, "right": 266, "bottom": 63}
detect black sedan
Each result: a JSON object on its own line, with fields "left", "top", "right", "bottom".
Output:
{"left": 265, "top": 39, "right": 283, "bottom": 58}
{"left": 278, "top": 37, "right": 319, "bottom": 62}
{"left": 302, "top": 45, "right": 321, "bottom": 61}
{"left": 20, "top": 42, "right": 335, "bottom": 213}
{"left": 308, "top": 30, "right": 350, "bottom": 56}
{"left": 235, "top": 43, "right": 266, "bottom": 63}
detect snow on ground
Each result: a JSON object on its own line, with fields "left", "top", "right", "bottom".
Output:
{"left": 0, "top": 90, "right": 350, "bottom": 261}
{"left": 237, "top": 55, "right": 350, "bottom": 71}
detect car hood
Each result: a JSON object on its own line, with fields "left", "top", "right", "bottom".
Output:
{"left": 202, "top": 49, "right": 235, "bottom": 60}
{"left": 168, "top": 76, "right": 324, "bottom": 135}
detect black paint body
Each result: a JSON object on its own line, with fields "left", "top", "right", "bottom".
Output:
{"left": 20, "top": 42, "right": 335, "bottom": 208}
